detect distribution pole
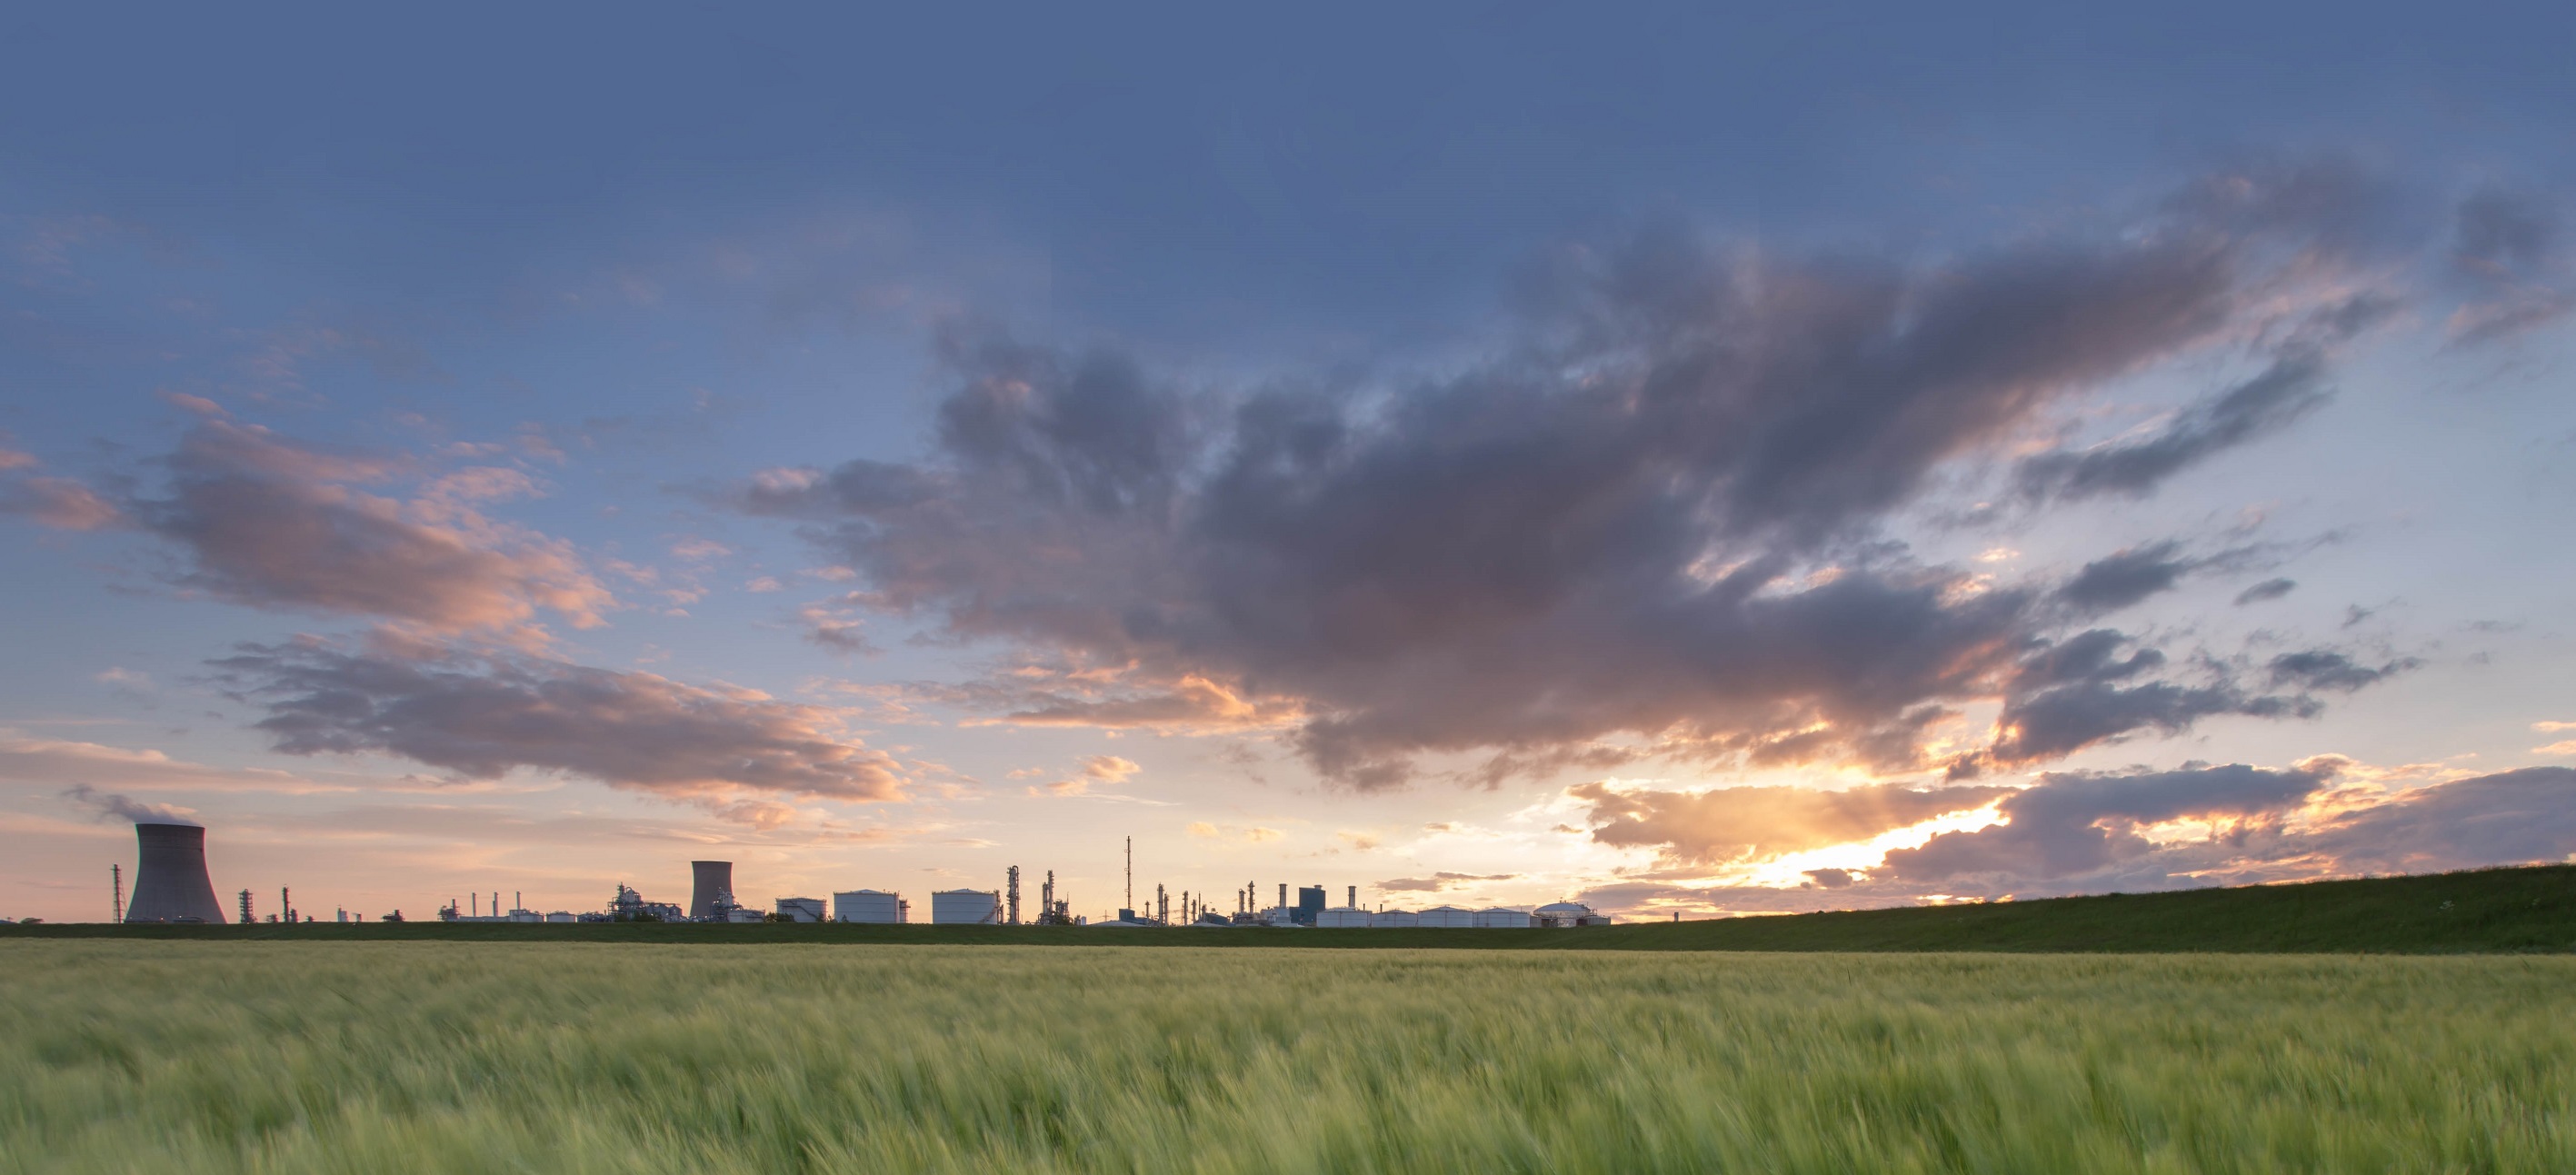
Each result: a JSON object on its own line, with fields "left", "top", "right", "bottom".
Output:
{"left": 110, "top": 863, "right": 123, "bottom": 923}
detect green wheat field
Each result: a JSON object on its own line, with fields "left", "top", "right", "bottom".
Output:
{"left": 3, "top": 942, "right": 2571, "bottom": 1173}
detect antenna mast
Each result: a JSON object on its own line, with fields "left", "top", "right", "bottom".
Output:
{"left": 1124, "top": 835, "right": 1133, "bottom": 911}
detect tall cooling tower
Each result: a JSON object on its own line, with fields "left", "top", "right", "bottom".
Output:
{"left": 126, "top": 823, "right": 225, "bottom": 923}
{"left": 690, "top": 860, "right": 734, "bottom": 920}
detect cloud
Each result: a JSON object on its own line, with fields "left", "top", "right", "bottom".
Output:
{"left": 0, "top": 474, "right": 126, "bottom": 529}
{"left": 0, "top": 737, "right": 350, "bottom": 794}
{"left": 719, "top": 165, "right": 2415, "bottom": 788}
{"left": 59, "top": 783, "right": 197, "bottom": 825}
{"left": 1882, "top": 761, "right": 2339, "bottom": 884}
{"left": 2014, "top": 353, "right": 2335, "bottom": 503}
{"left": 2447, "top": 185, "right": 2573, "bottom": 344}
{"left": 155, "top": 391, "right": 227, "bottom": 417}
{"left": 1968, "top": 632, "right": 2405, "bottom": 768}
{"left": 2054, "top": 542, "right": 2195, "bottom": 612}
{"left": 2234, "top": 577, "right": 2297, "bottom": 605}
{"left": 798, "top": 593, "right": 875, "bottom": 654}
{"left": 130, "top": 423, "right": 614, "bottom": 636}
{"left": 2310, "top": 768, "right": 2576, "bottom": 872}
{"left": 2265, "top": 650, "right": 2414, "bottom": 692}
{"left": 1802, "top": 868, "right": 1857, "bottom": 889}
{"left": 1038, "top": 753, "right": 1140, "bottom": 796}
{"left": 1375, "top": 871, "right": 1518, "bottom": 892}
{"left": 1185, "top": 822, "right": 1282, "bottom": 841}
{"left": 207, "top": 636, "right": 905, "bottom": 810}
{"left": 1570, "top": 779, "right": 2012, "bottom": 866}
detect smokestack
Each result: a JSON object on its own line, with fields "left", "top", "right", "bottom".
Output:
{"left": 1348, "top": 885, "right": 1356, "bottom": 908}
{"left": 126, "top": 823, "right": 225, "bottom": 923}
{"left": 690, "top": 861, "right": 734, "bottom": 921}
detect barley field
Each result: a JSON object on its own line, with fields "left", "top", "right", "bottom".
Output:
{"left": 2, "top": 942, "right": 2569, "bottom": 1173}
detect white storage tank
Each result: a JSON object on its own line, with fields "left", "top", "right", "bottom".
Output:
{"left": 1419, "top": 905, "right": 1476, "bottom": 928}
{"left": 1372, "top": 909, "right": 1418, "bottom": 928}
{"left": 1474, "top": 907, "right": 1533, "bottom": 928}
{"left": 1535, "top": 901, "right": 1612, "bottom": 927}
{"left": 1314, "top": 906, "right": 1371, "bottom": 927}
{"left": 775, "top": 896, "right": 825, "bottom": 922}
{"left": 931, "top": 889, "right": 1001, "bottom": 924}
{"left": 834, "top": 889, "right": 904, "bottom": 923}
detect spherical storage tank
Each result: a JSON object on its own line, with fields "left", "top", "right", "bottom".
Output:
{"left": 930, "top": 889, "right": 1000, "bottom": 924}
{"left": 1535, "top": 901, "right": 1611, "bottom": 927}
{"left": 834, "top": 890, "right": 903, "bottom": 923}
{"left": 1473, "top": 907, "right": 1533, "bottom": 928}
{"left": 1418, "top": 905, "right": 1475, "bottom": 928}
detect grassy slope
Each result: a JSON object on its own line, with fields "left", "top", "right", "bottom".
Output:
{"left": 15, "top": 862, "right": 2575, "bottom": 952}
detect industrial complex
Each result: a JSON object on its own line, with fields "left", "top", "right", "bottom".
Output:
{"left": 96, "top": 822, "right": 1615, "bottom": 930}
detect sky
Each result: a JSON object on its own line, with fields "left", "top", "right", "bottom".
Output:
{"left": 3, "top": 5, "right": 2574, "bottom": 924}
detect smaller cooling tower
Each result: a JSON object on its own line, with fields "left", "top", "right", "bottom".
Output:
{"left": 126, "top": 823, "right": 225, "bottom": 923}
{"left": 690, "top": 860, "right": 734, "bottom": 920}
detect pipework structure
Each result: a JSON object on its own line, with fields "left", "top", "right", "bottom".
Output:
{"left": 1007, "top": 865, "right": 1022, "bottom": 926}
{"left": 125, "top": 823, "right": 225, "bottom": 923}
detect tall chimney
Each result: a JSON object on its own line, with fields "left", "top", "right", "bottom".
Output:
{"left": 126, "top": 823, "right": 225, "bottom": 923}
{"left": 690, "top": 861, "right": 734, "bottom": 921}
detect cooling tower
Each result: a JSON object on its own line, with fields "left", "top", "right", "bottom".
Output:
{"left": 125, "top": 823, "right": 225, "bottom": 923}
{"left": 690, "top": 860, "right": 734, "bottom": 920}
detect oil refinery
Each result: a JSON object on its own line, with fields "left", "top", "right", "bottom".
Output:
{"left": 80, "top": 822, "right": 1614, "bottom": 930}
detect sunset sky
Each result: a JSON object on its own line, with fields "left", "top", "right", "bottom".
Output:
{"left": 4, "top": 5, "right": 2573, "bottom": 924}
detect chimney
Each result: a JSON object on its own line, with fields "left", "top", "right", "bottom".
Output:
{"left": 690, "top": 861, "right": 734, "bottom": 921}
{"left": 127, "top": 823, "right": 225, "bottom": 923}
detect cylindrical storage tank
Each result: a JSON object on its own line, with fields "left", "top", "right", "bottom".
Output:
{"left": 690, "top": 861, "right": 734, "bottom": 921}
{"left": 834, "top": 890, "right": 903, "bottom": 923}
{"left": 1419, "top": 905, "right": 1475, "bottom": 928}
{"left": 1314, "top": 907, "right": 1371, "bottom": 928}
{"left": 775, "top": 897, "right": 825, "bottom": 922}
{"left": 930, "top": 889, "right": 1001, "bottom": 924}
{"left": 1372, "top": 909, "right": 1418, "bottom": 928}
{"left": 1473, "top": 907, "right": 1533, "bottom": 928}
{"left": 127, "top": 823, "right": 225, "bottom": 923}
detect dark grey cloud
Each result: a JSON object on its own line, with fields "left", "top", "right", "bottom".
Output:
{"left": 2234, "top": 577, "right": 2297, "bottom": 605}
{"left": 2015, "top": 353, "right": 2331, "bottom": 503}
{"left": 1571, "top": 780, "right": 2012, "bottom": 866}
{"left": 725, "top": 168, "right": 2411, "bottom": 787}
{"left": 2055, "top": 542, "right": 2194, "bottom": 612}
{"left": 1982, "top": 632, "right": 2314, "bottom": 767}
{"left": 208, "top": 636, "right": 904, "bottom": 810}
{"left": 2266, "top": 650, "right": 2414, "bottom": 693}
{"left": 1882, "top": 762, "right": 2336, "bottom": 884}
